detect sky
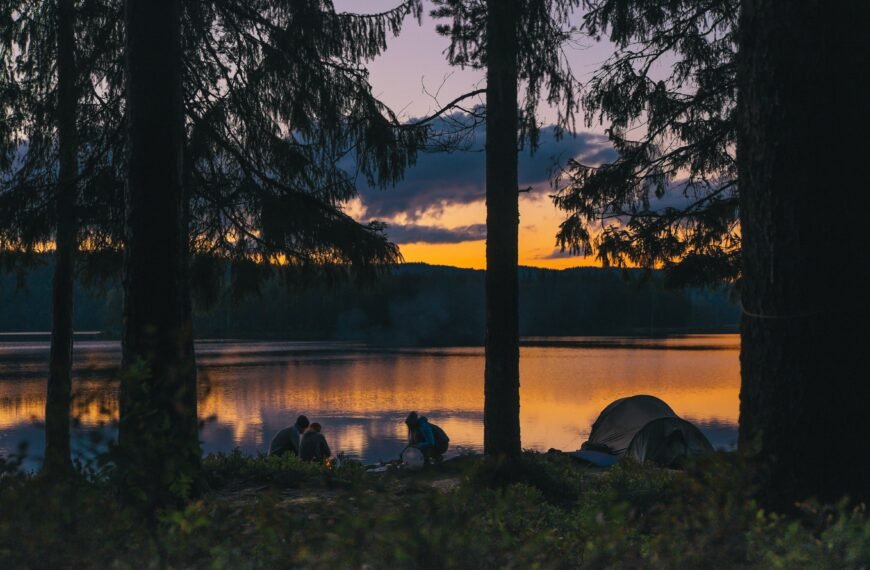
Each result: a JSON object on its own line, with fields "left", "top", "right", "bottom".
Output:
{"left": 333, "top": 0, "right": 621, "bottom": 269}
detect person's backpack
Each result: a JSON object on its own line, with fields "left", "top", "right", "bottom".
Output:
{"left": 430, "top": 423, "right": 449, "bottom": 452}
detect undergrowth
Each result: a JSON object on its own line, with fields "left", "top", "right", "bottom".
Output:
{"left": 1, "top": 451, "right": 868, "bottom": 569}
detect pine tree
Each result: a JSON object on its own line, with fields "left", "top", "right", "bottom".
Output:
{"left": 44, "top": 0, "right": 78, "bottom": 477}
{"left": 117, "top": 0, "right": 428, "bottom": 505}
{"left": 117, "top": 0, "right": 195, "bottom": 508}
{"left": 3, "top": 0, "right": 428, "bottom": 497}
{"left": 737, "top": 0, "right": 870, "bottom": 505}
{"left": 1, "top": 0, "right": 124, "bottom": 476}
{"left": 558, "top": 0, "right": 870, "bottom": 505}
{"left": 482, "top": 0, "right": 522, "bottom": 460}
{"left": 3, "top": 0, "right": 427, "bottom": 285}
{"left": 552, "top": 0, "right": 739, "bottom": 286}
{"left": 433, "top": 0, "right": 580, "bottom": 460}
{"left": 181, "top": 0, "right": 426, "bottom": 278}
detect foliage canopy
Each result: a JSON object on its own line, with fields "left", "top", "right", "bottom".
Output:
{"left": 431, "top": 0, "right": 582, "bottom": 147}
{"left": 553, "top": 0, "right": 739, "bottom": 285}
{"left": 1, "top": 0, "right": 428, "bottom": 281}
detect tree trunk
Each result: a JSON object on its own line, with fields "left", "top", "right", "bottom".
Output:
{"left": 119, "top": 0, "right": 199, "bottom": 508}
{"left": 483, "top": 0, "right": 521, "bottom": 460}
{"left": 44, "top": 0, "right": 77, "bottom": 478}
{"left": 738, "top": 0, "right": 870, "bottom": 506}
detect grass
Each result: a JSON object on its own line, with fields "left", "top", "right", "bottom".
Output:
{"left": 1, "top": 451, "right": 868, "bottom": 568}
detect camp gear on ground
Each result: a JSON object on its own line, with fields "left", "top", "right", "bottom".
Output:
{"left": 401, "top": 446, "right": 425, "bottom": 470}
{"left": 581, "top": 395, "right": 713, "bottom": 467}
{"left": 571, "top": 449, "right": 621, "bottom": 467}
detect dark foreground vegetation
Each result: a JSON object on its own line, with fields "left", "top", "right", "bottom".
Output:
{"left": 2, "top": 452, "right": 867, "bottom": 569}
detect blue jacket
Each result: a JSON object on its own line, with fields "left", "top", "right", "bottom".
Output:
{"left": 410, "top": 416, "right": 436, "bottom": 450}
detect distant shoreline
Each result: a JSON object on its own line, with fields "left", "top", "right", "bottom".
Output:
{"left": 0, "top": 328, "right": 738, "bottom": 344}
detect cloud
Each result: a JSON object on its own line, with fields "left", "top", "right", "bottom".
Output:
{"left": 534, "top": 248, "right": 584, "bottom": 261}
{"left": 648, "top": 179, "right": 737, "bottom": 212}
{"left": 386, "top": 223, "right": 486, "bottom": 244}
{"left": 355, "top": 121, "right": 616, "bottom": 220}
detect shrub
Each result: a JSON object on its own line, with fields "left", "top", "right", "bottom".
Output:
{"left": 1, "top": 451, "right": 868, "bottom": 568}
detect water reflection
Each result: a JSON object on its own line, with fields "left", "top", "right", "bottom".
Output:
{"left": 0, "top": 335, "right": 739, "bottom": 467}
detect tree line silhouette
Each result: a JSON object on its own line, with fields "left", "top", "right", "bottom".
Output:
{"left": 0, "top": 262, "right": 739, "bottom": 343}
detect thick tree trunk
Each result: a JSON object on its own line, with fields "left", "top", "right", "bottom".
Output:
{"left": 738, "top": 0, "right": 870, "bottom": 505}
{"left": 119, "top": 0, "right": 199, "bottom": 507}
{"left": 44, "top": 0, "right": 77, "bottom": 477}
{"left": 483, "top": 0, "right": 521, "bottom": 460}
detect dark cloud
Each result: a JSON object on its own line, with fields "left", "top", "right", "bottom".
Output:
{"left": 355, "top": 123, "right": 615, "bottom": 220}
{"left": 386, "top": 223, "right": 486, "bottom": 244}
{"left": 648, "top": 179, "right": 736, "bottom": 212}
{"left": 535, "top": 248, "right": 584, "bottom": 260}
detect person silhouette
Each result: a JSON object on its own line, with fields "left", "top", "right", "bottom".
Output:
{"left": 268, "top": 415, "right": 310, "bottom": 457}
{"left": 404, "top": 411, "right": 449, "bottom": 461}
{"left": 299, "top": 422, "right": 332, "bottom": 462}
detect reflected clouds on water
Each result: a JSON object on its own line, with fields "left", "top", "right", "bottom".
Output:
{"left": 0, "top": 336, "right": 739, "bottom": 468}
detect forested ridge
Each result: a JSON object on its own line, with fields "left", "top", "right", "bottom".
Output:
{"left": 0, "top": 261, "right": 737, "bottom": 344}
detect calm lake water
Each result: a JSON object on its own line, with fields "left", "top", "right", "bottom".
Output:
{"left": 0, "top": 335, "right": 739, "bottom": 468}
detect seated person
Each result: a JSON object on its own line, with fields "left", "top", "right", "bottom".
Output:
{"left": 405, "top": 411, "right": 449, "bottom": 460}
{"left": 268, "top": 415, "right": 309, "bottom": 457}
{"left": 299, "top": 422, "right": 332, "bottom": 462}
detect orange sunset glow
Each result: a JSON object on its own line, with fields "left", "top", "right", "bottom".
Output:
{"left": 393, "top": 195, "right": 601, "bottom": 270}
{"left": 0, "top": 338, "right": 740, "bottom": 462}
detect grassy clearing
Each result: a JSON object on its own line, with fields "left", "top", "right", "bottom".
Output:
{"left": 1, "top": 451, "right": 868, "bottom": 568}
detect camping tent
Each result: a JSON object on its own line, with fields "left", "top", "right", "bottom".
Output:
{"left": 583, "top": 395, "right": 678, "bottom": 455}
{"left": 581, "top": 395, "right": 713, "bottom": 467}
{"left": 624, "top": 416, "right": 713, "bottom": 467}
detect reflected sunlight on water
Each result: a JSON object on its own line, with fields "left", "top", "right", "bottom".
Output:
{"left": 0, "top": 335, "right": 739, "bottom": 466}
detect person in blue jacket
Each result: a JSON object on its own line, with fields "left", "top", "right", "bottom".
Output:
{"left": 405, "top": 411, "right": 449, "bottom": 460}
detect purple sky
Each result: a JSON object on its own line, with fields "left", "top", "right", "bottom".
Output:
{"left": 332, "top": 1, "right": 625, "bottom": 268}
{"left": 334, "top": 0, "right": 616, "bottom": 128}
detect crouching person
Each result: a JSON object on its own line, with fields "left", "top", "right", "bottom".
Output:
{"left": 405, "top": 411, "right": 449, "bottom": 462}
{"left": 300, "top": 422, "right": 332, "bottom": 462}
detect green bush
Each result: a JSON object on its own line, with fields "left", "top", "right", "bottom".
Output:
{"left": 1, "top": 452, "right": 868, "bottom": 569}
{"left": 202, "top": 449, "right": 326, "bottom": 489}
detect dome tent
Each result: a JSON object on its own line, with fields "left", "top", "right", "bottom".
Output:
{"left": 624, "top": 416, "right": 713, "bottom": 467}
{"left": 580, "top": 395, "right": 713, "bottom": 467}
{"left": 584, "top": 395, "right": 678, "bottom": 455}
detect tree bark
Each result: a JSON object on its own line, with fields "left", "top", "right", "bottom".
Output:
{"left": 44, "top": 0, "right": 77, "bottom": 477}
{"left": 483, "top": 0, "right": 522, "bottom": 460}
{"left": 738, "top": 0, "right": 870, "bottom": 506}
{"left": 119, "top": 0, "right": 199, "bottom": 507}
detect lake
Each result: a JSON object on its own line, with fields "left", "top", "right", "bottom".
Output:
{"left": 0, "top": 335, "right": 740, "bottom": 468}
